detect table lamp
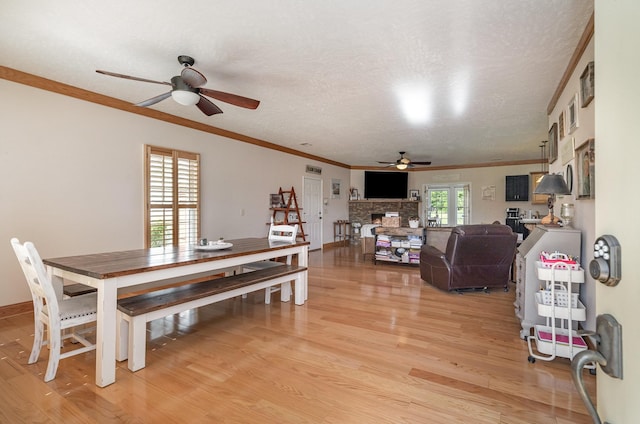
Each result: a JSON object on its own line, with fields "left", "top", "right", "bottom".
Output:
{"left": 534, "top": 173, "right": 571, "bottom": 225}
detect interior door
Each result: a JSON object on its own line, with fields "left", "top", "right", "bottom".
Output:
{"left": 303, "top": 176, "right": 322, "bottom": 250}
{"left": 594, "top": 2, "right": 640, "bottom": 422}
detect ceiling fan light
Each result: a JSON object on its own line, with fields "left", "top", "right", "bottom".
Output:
{"left": 396, "top": 163, "right": 408, "bottom": 170}
{"left": 171, "top": 90, "right": 200, "bottom": 106}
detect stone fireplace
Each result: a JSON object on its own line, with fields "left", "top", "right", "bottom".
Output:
{"left": 349, "top": 200, "right": 421, "bottom": 227}
{"left": 371, "top": 213, "right": 384, "bottom": 224}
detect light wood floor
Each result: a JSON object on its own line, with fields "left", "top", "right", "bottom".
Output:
{"left": 0, "top": 244, "right": 595, "bottom": 423}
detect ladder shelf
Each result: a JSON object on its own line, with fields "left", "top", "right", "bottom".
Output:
{"left": 269, "top": 187, "right": 306, "bottom": 241}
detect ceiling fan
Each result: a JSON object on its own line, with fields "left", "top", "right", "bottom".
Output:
{"left": 378, "top": 151, "right": 432, "bottom": 170}
{"left": 96, "top": 55, "right": 260, "bottom": 116}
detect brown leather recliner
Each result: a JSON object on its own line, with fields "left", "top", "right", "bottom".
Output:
{"left": 419, "top": 224, "right": 517, "bottom": 292}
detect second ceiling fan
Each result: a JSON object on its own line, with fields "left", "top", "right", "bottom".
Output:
{"left": 96, "top": 55, "right": 260, "bottom": 116}
{"left": 378, "top": 151, "right": 432, "bottom": 170}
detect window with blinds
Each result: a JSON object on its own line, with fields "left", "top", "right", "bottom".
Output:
{"left": 145, "top": 145, "right": 200, "bottom": 247}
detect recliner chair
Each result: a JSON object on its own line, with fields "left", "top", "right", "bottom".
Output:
{"left": 419, "top": 224, "right": 517, "bottom": 292}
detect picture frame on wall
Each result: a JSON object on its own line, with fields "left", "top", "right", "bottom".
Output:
{"left": 548, "top": 122, "right": 558, "bottom": 164}
{"left": 575, "top": 138, "right": 595, "bottom": 199}
{"left": 580, "top": 61, "right": 595, "bottom": 108}
{"left": 409, "top": 189, "right": 420, "bottom": 200}
{"left": 558, "top": 110, "right": 565, "bottom": 139}
{"left": 561, "top": 136, "right": 575, "bottom": 165}
{"left": 567, "top": 93, "right": 579, "bottom": 133}
{"left": 331, "top": 178, "right": 341, "bottom": 199}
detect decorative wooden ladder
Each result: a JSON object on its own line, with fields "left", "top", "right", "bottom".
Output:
{"left": 271, "top": 187, "right": 306, "bottom": 241}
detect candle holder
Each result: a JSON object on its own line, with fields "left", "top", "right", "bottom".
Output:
{"left": 560, "top": 203, "right": 575, "bottom": 227}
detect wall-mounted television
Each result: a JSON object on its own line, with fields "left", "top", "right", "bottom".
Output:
{"left": 364, "top": 171, "right": 408, "bottom": 199}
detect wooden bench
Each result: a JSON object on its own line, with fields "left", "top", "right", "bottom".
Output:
{"left": 116, "top": 264, "right": 307, "bottom": 371}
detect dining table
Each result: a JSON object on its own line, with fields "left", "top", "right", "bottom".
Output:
{"left": 43, "top": 237, "right": 309, "bottom": 387}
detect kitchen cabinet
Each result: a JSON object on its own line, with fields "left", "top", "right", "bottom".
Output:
{"left": 530, "top": 172, "right": 548, "bottom": 205}
{"left": 506, "top": 175, "right": 529, "bottom": 201}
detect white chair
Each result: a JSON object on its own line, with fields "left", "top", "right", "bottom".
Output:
{"left": 244, "top": 223, "right": 298, "bottom": 304}
{"left": 10, "top": 238, "right": 97, "bottom": 382}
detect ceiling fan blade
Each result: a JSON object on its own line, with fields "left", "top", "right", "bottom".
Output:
{"left": 196, "top": 95, "right": 224, "bottom": 116}
{"left": 96, "top": 70, "right": 171, "bottom": 86}
{"left": 135, "top": 91, "right": 172, "bottom": 107}
{"left": 199, "top": 88, "right": 260, "bottom": 109}
{"left": 411, "top": 161, "right": 432, "bottom": 165}
{"left": 181, "top": 67, "right": 207, "bottom": 88}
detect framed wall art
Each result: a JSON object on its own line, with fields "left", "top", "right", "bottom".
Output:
{"left": 580, "top": 61, "right": 594, "bottom": 108}
{"left": 575, "top": 138, "right": 595, "bottom": 199}
{"left": 548, "top": 122, "right": 558, "bottom": 164}
{"left": 567, "top": 93, "right": 579, "bottom": 133}
{"left": 558, "top": 110, "right": 565, "bottom": 139}
{"left": 561, "top": 136, "right": 575, "bottom": 165}
{"left": 331, "top": 179, "right": 341, "bottom": 198}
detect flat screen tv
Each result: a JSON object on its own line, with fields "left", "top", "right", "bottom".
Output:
{"left": 364, "top": 171, "right": 408, "bottom": 199}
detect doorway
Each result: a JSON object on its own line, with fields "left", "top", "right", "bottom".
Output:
{"left": 303, "top": 176, "right": 323, "bottom": 250}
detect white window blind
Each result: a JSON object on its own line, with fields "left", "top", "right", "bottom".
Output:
{"left": 146, "top": 146, "right": 200, "bottom": 247}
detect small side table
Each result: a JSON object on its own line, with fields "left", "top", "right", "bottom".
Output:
{"left": 333, "top": 221, "right": 351, "bottom": 246}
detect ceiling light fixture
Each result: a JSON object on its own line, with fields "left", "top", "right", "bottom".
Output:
{"left": 170, "top": 75, "right": 200, "bottom": 106}
{"left": 396, "top": 163, "right": 408, "bottom": 170}
{"left": 171, "top": 90, "right": 200, "bottom": 106}
{"left": 537, "top": 140, "right": 548, "bottom": 183}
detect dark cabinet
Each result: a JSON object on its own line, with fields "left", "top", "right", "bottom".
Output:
{"left": 505, "top": 175, "right": 529, "bottom": 201}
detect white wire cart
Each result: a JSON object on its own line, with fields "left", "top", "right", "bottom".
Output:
{"left": 527, "top": 259, "right": 588, "bottom": 363}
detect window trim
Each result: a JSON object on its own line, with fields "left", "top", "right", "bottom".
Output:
{"left": 144, "top": 145, "right": 201, "bottom": 247}
{"left": 423, "top": 183, "right": 471, "bottom": 227}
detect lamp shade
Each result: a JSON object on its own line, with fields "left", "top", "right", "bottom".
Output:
{"left": 396, "top": 163, "right": 408, "bottom": 170}
{"left": 534, "top": 173, "right": 570, "bottom": 195}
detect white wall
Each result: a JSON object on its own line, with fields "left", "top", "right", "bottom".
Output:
{"left": 351, "top": 164, "right": 549, "bottom": 225}
{"left": 0, "top": 79, "right": 349, "bottom": 306}
{"left": 547, "top": 37, "right": 596, "bottom": 330}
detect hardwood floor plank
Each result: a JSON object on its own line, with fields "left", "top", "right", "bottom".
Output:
{"left": 0, "top": 245, "right": 595, "bottom": 423}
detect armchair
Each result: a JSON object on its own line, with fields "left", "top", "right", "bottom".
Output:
{"left": 419, "top": 224, "right": 517, "bottom": 292}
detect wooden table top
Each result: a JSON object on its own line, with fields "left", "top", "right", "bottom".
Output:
{"left": 43, "top": 238, "right": 309, "bottom": 280}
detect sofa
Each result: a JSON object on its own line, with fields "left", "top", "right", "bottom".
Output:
{"left": 419, "top": 224, "right": 517, "bottom": 292}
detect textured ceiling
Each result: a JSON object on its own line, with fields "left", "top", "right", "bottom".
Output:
{"left": 1, "top": 0, "right": 593, "bottom": 168}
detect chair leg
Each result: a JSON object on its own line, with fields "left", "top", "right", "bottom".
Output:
{"left": 44, "top": 322, "right": 62, "bottom": 382}
{"left": 28, "top": 318, "right": 44, "bottom": 364}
